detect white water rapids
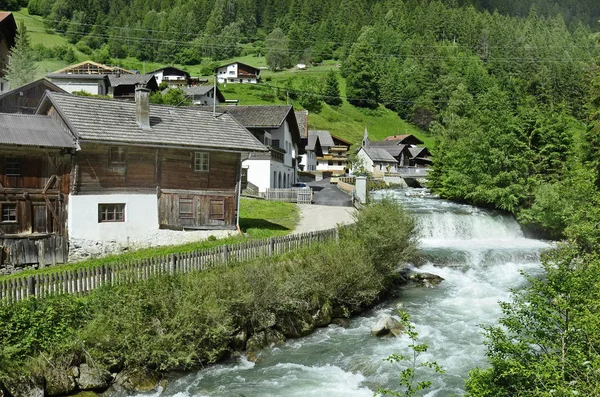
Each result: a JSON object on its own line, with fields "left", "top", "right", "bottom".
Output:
{"left": 132, "top": 189, "right": 550, "bottom": 397}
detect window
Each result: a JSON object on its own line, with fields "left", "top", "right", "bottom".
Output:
{"left": 98, "top": 204, "right": 125, "bottom": 222}
{"left": 194, "top": 152, "right": 210, "bottom": 172}
{"left": 210, "top": 199, "right": 225, "bottom": 220}
{"left": 338, "top": 161, "right": 343, "bottom": 166}
{"left": 5, "top": 158, "right": 21, "bottom": 176}
{"left": 109, "top": 147, "right": 126, "bottom": 166}
{"left": 272, "top": 139, "right": 280, "bottom": 149}
{"left": 229, "top": 70, "right": 235, "bottom": 75}
{"left": 1, "top": 203, "right": 17, "bottom": 223}
{"left": 328, "top": 161, "right": 333, "bottom": 166}
{"left": 179, "top": 198, "right": 194, "bottom": 218}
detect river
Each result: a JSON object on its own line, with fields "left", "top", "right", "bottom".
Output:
{"left": 134, "top": 189, "right": 550, "bottom": 397}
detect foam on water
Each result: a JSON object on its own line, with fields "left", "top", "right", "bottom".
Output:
{"left": 132, "top": 189, "right": 549, "bottom": 397}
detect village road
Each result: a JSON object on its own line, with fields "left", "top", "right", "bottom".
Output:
{"left": 308, "top": 178, "right": 353, "bottom": 207}
{"left": 293, "top": 204, "right": 356, "bottom": 234}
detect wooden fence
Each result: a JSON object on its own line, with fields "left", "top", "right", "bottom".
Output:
{"left": 0, "top": 227, "right": 341, "bottom": 304}
{"left": 264, "top": 188, "right": 313, "bottom": 204}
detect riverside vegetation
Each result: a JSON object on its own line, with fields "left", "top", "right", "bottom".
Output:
{"left": 0, "top": 199, "right": 419, "bottom": 395}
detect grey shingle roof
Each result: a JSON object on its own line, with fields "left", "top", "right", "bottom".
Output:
{"left": 182, "top": 86, "right": 213, "bottom": 95}
{"left": 295, "top": 110, "right": 308, "bottom": 138}
{"left": 409, "top": 147, "right": 430, "bottom": 158}
{"left": 108, "top": 74, "right": 154, "bottom": 87}
{"left": 306, "top": 130, "right": 334, "bottom": 151}
{"left": 47, "top": 73, "right": 109, "bottom": 81}
{"left": 380, "top": 144, "right": 409, "bottom": 158}
{"left": 0, "top": 113, "right": 77, "bottom": 148}
{"left": 364, "top": 147, "right": 398, "bottom": 163}
{"left": 224, "top": 105, "right": 292, "bottom": 128}
{"left": 38, "top": 92, "right": 266, "bottom": 152}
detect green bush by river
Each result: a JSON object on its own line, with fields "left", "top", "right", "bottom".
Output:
{"left": 0, "top": 199, "right": 417, "bottom": 394}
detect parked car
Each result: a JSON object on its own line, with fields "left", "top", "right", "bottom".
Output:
{"left": 292, "top": 182, "right": 309, "bottom": 189}
{"left": 330, "top": 177, "right": 339, "bottom": 184}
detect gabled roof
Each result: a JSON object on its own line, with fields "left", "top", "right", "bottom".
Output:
{"left": 295, "top": 110, "right": 308, "bottom": 139}
{"left": 380, "top": 143, "right": 411, "bottom": 158}
{"left": 331, "top": 134, "right": 352, "bottom": 146}
{"left": 307, "top": 130, "right": 334, "bottom": 151}
{"left": 0, "top": 113, "right": 77, "bottom": 149}
{"left": 363, "top": 147, "right": 398, "bottom": 163}
{"left": 382, "top": 134, "right": 424, "bottom": 145}
{"left": 149, "top": 66, "right": 190, "bottom": 77}
{"left": 51, "top": 61, "right": 134, "bottom": 75}
{"left": 108, "top": 73, "right": 155, "bottom": 87}
{"left": 36, "top": 92, "right": 267, "bottom": 153}
{"left": 182, "top": 86, "right": 225, "bottom": 102}
{"left": 224, "top": 105, "right": 300, "bottom": 146}
{"left": 409, "top": 146, "right": 431, "bottom": 158}
{"left": 0, "top": 78, "right": 66, "bottom": 101}
{"left": 0, "top": 12, "right": 17, "bottom": 48}
{"left": 218, "top": 62, "right": 260, "bottom": 72}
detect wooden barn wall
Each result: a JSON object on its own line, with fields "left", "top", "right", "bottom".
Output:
{"left": 158, "top": 193, "right": 236, "bottom": 229}
{"left": 0, "top": 148, "right": 71, "bottom": 237}
{"left": 0, "top": 148, "right": 71, "bottom": 270}
{"left": 75, "top": 144, "right": 239, "bottom": 193}
{"left": 0, "top": 83, "right": 58, "bottom": 114}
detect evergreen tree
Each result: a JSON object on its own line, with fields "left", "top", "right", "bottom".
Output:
{"left": 342, "top": 28, "right": 379, "bottom": 109}
{"left": 323, "top": 70, "right": 342, "bottom": 106}
{"left": 6, "top": 22, "right": 37, "bottom": 90}
{"left": 265, "top": 28, "right": 289, "bottom": 71}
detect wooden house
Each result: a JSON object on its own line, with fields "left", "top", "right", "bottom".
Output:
{"left": 0, "top": 113, "right": 78, "bottom": 269}
{"left": 162, "top": 85, "right": 225, "bottom": 106}
{"left": 107, "top": 74, "right": 158, "bottom": 99}
{"left": 0, "top": 12, "right": 17, "bottom": 94}
{"left": 16, "top": 88, "right": 267, "bottom": 265}
{"left": 0, "top": 78, "right": 65, "bottom": 114}
{"left": 217, "top": 62, "right": 261, "bottom": 84}
{"left": 305, "top": 130, "right": 352, "bottom": 175}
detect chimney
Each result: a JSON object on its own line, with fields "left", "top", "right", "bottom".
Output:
{"left": 135, "top": 84, "right": 151, "bottom": 129}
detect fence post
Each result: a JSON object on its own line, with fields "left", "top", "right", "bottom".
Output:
{"left": 269, "top": 237, "right": 275, "bottom": 255}
{"left": 27, "top": 276, "right": 35, "bottom": 297}
{"left": 222, "top": 245, "right": 229, "bottom": 265}
{"left": 335, "top": 227, "right": 340, "bottom": 243}
{"left": 170, "top": 254, "right": 177, "bottom": 274}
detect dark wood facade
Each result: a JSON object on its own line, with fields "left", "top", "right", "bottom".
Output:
{"left": 0, "top": 147, "right": 71, "bottom": 267}
{"left": 0, "top": 79, "right": 65, "bottom": 114}
{"left": 74, "top": 143, "right": 241, "bottom": 229}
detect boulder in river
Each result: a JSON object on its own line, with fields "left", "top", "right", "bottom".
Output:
{"left": 3, "top": 375, "right": 44, "bottom": 397}
{"left": 77, "top": 364, "right": 111, "bottom": 392}
{"left": 371, "top": 315, "right": 404, "bottom": 337}
{"left": 408, "top": 272, "right": 444, "bottom": 287}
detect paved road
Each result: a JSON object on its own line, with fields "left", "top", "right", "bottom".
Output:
{"left": 292, "top": 178, "right": 356, "bottom": 234}
{"left": 307, "top": 178, "right": 353, "bottom": 207}
{"left": 294, "top": 204, "right": 356, "bottom": 234}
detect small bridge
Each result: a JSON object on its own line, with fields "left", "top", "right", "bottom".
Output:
{"left": 395, "top": 167, "right": 430, "bottom": 179}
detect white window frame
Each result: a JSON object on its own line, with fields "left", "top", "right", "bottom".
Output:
{"left": 194, "top": 152, "right": 210, "bottom": 172}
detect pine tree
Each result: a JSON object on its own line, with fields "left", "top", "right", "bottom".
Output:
{"left": 341, "top": 28, "right": 379, "bottom": 109}
{"left": 265, "top": 28, "right": 289, "bottom": 71}
{"left": 6, "top": 22, "right": 37, "bottom": 90}
{"left": 323, "top": 70, "right": 342, "bottom": 106}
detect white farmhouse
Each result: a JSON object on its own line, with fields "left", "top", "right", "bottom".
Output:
{"left": 217, "top": 62, "right": 261, "bottom": 84}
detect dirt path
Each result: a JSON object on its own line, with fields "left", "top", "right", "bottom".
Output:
{"left": 293, "top": 204, "right": 357, "bottom": 234}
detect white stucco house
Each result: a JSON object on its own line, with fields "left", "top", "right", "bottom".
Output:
{"left": 355, "top": 129, "right": 399, "bottom": 176}
{"left": 217, "top": 62, "right": 261, "bottom": 84}
{"left": 150, "top": 66, "right": 202, "bottom": 87}
{"left": 223, "top": 105, "right": 303, "bottom": 192}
